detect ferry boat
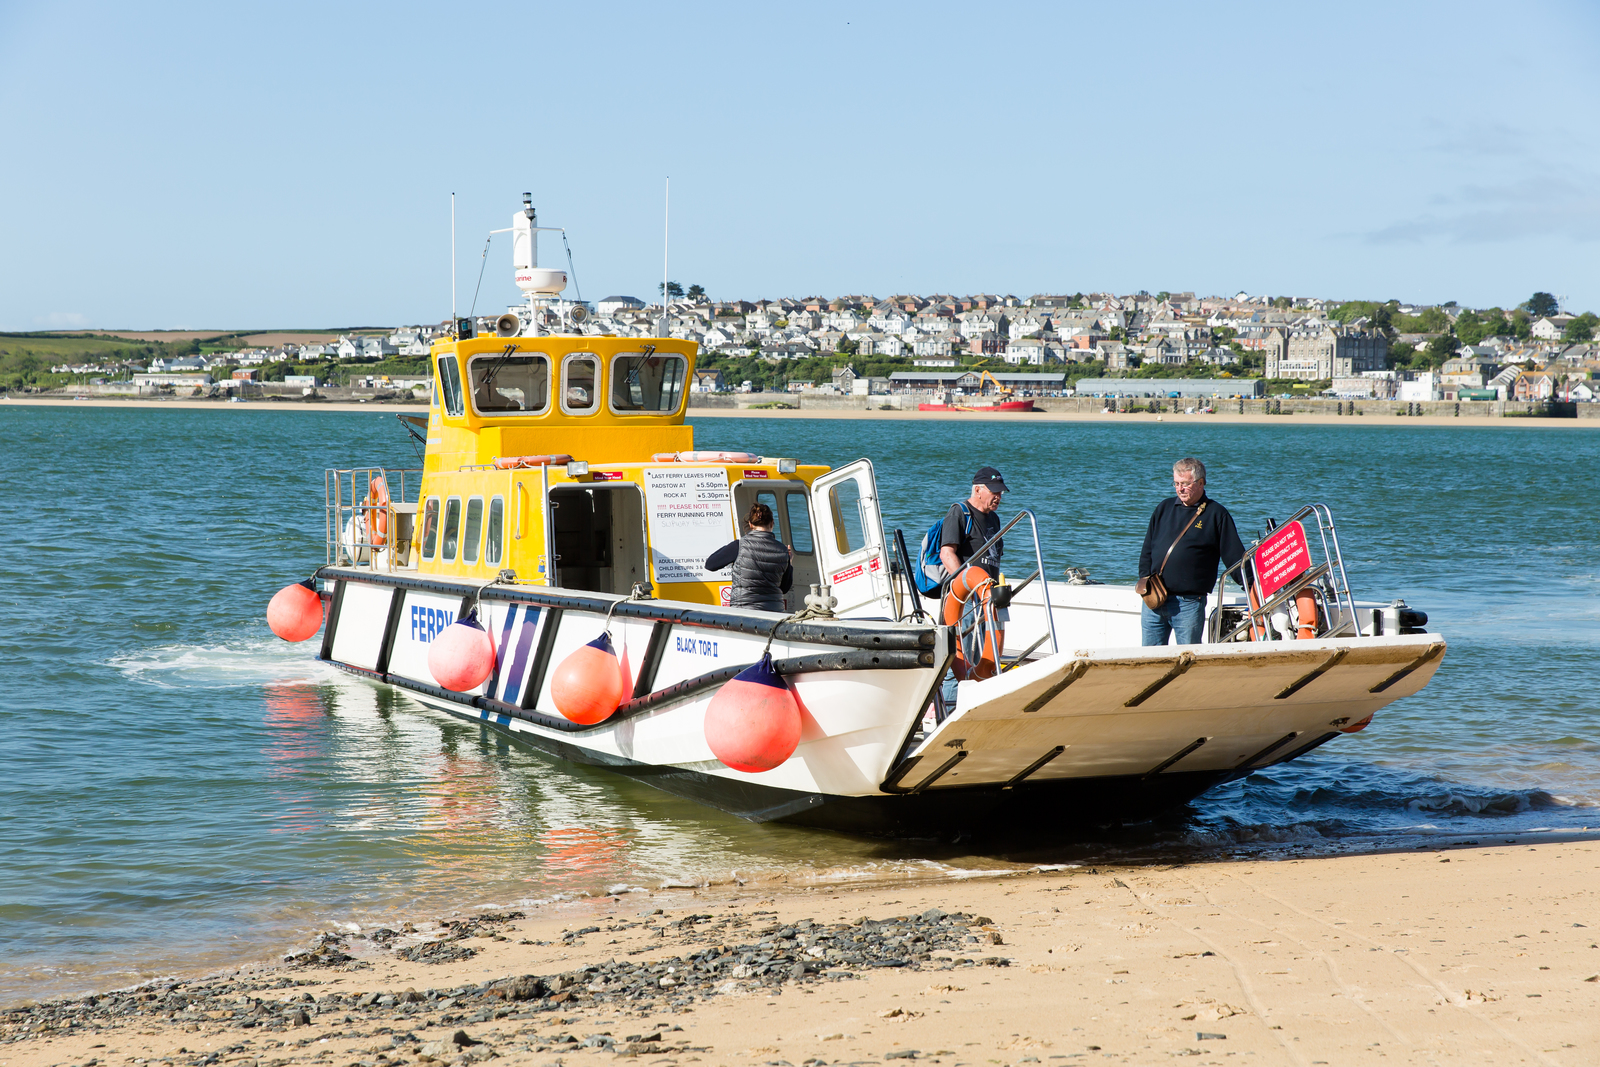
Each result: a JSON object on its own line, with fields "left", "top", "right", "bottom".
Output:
{"left": 268, "top": 197, "right": 1445, "bottom": 837}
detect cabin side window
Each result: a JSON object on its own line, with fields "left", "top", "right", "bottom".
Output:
{"left": 485, "top": 496, "right": 504, "bottom": 565}
{"left": 462, "top": 497, "right": 484, "bottom": 563}
{"left": 466, "top": 353, "right": 550, "bottom": 415}
{"left": 442, "top": 497, "right": 462, "bottom": 560}
{"left": 561, "top": 354, "right": 600, "bottom": 415}
{"left": 755, "top": 490, "right": 781, "bottom": 539}
{"left": 421, "top": 497, "right": 440, "bottom": 559}
{"left": 784, "top": 492, "right": 813, "bottom": 553}
{"left": 609, "top": 353, "right": 687, "bottom": 414}
{"left": 438, "top": 356, "right": 464, "bottom": 417}
{"left": 828, "top": 480, "right": 866, "bottom": 554}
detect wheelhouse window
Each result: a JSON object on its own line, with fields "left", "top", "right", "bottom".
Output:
{"left": 609, "top": 352, "right": 687, "bottom": 413}
{"left": 485, "top": 496, "right": 505, "bottom": 565}
{"left": 438, "top": 356, "right": 464, "bottom": 416}
{"left": 561, "top": 354, "right": 600, "bottom": 415}
{"left": 467, "top": 352, "right": 550, "bottom": 415}
{"left": 463, "top": 497, "right": 484, "bottom": 563}
{"left": 442, "top": 497, "right": 462, "bottom": 560}
{"left": 420, "top": 497, "right": 440, "bottom": 559}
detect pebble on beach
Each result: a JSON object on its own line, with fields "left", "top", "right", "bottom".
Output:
{"left": 0, "top": 907, "right": 1008, "bottom": 1066}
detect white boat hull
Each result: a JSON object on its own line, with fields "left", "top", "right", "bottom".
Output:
{"left": 314, "top": 567, "right": 1444, "bottom": 836}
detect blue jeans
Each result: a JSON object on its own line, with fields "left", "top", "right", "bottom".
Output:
{"left": 1142, "top": 594, "right": 1207, "bottom": 646}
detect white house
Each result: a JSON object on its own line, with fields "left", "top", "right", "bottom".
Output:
{"left": 868, "top": 304, "right": 910, "bottom": 334}
{"left": 1398, "top": 371, "right": 1440, "bottom": 402}
{"left": 596, "top": 296, "right": 645, "bottom": 316}
{"left": 1003, "top": 338, "right": 1046, "bottom": 364}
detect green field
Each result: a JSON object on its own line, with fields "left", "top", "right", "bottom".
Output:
{"left": 0, "top": 332, "right": 204, "bottom": 390}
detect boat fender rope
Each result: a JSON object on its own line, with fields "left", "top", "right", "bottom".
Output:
{"left": 759, "top": 602, "right": 847, "bottom": 663}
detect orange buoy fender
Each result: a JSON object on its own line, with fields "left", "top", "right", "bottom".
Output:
{"left": 550, "top": 632, "right": 627, "bottom": 725}
{"left": 703, "top": 652, "right": 802, "bottom": 773}
{"left": 362, "top": 475, "right": 391, "bottom": 548}
{"left": 1294, "top": 590, "right": 1319, "bottom": 640}
{"left": 428, "top": 608, "right": 497, "bottom": 691}
{"left": 267, "top": 579, "right": 324, "bottom": 642}
{"left": 942, "top": 565, "right": 1003, "bottom": 681}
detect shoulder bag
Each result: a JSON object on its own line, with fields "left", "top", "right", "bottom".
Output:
{"left": 1136, "top": 501, "right": 1206, "bottom": 609}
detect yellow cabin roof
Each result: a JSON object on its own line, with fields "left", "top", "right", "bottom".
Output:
{"left": 421, "top": 334, "right": 698, "bottom": 471}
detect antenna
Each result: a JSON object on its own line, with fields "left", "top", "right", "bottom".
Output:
{"left": 659, "top": 176, "right": 670, "bottom": 336}
{"left": 451, "top": 192, "right": 457, "bottom": 324}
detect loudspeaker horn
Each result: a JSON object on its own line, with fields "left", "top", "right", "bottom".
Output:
{"left": 568, "top": 304, "right": 589, "bottom": 323}
{"left": 494, "top": 313, "right": 521, "bottom": 337}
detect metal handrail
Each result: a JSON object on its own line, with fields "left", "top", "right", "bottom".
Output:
{"left": 959, "top": 508, "right": 1058, "bottom": 658}
{"left": 325, "top": 467, "right": 422, "bottom": 571}
{"left": 1210, "top": 502, "right": 1356, "bottom": 643}
{"left": 891, "top": 527, "right": 928, "bottom": 622}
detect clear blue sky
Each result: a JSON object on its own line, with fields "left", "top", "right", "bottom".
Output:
{"left": 2, "top": 0, "right": 1597, "bottom": 331}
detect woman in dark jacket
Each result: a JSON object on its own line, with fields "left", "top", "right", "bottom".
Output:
{"left": 707, "top": 503, "right": 793, "bottom": 611}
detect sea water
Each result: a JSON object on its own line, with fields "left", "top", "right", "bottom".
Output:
{"left": 1, "top": 406, "right": 1595, "bottom": 1003}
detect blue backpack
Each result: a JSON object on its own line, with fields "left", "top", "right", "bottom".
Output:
{"left": 914, "top": 503, "right": 973, "bottom": 599}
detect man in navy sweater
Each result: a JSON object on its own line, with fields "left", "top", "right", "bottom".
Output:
{"left": 1137, "top": 457, "right": 1245, "bottom": 646}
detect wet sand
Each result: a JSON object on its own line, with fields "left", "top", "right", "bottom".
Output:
{"left": 5, "top": 839, "right": 1596, "bottom": 1066}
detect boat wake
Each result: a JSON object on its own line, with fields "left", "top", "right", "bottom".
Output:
{"left": 109, "top": 638, "right": 332, "bottom": 689}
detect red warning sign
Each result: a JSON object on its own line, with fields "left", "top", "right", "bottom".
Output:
{"left": 1254, "top": 521, "right": 1312, "bottom": 598}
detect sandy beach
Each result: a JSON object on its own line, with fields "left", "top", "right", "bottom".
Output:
{"left": 5, "top": 838, "right": 1595, "bottom": 1067}
{"left": 4, "top": 395, "right": 1598, "bottom": 429}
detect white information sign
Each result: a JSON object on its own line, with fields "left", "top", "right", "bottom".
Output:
{"left": 644, "top": 467, "right": 736, "bottom": 583}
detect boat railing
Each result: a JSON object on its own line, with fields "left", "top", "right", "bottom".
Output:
{"left": 325, "top": 467, "right": 423, "bottom": 571}
{"left": 1209, "top": 503, "right": 1357, "bottom": 644}
{"left": 964, "top": 508, "right": 1059, "bottom": 659}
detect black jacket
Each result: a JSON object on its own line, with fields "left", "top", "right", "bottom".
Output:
{"left": 707, "top": 532, "right": 793, "bottom": 610}
{"left": 1137, "top": 495, "right": 1245, "bottom": 596}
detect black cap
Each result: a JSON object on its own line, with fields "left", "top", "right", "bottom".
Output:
{"left": 973, "top": 466, "right": 1009, "bottom": 493}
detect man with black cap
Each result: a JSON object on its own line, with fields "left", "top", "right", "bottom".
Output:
{"left": 940, "top": 466, "right": 1008, "bottom": 582}
{"left": 933, "top": 467, "right": 1009, "bottom": 713}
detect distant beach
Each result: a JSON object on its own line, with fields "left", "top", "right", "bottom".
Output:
{"left": 5, "top": 394, "right": 1598, "bottom": 429}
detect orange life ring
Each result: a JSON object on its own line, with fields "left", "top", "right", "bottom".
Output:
{"left": 362, "top": 475, "right": 390, "bottom": 548}
{"left": 942, "top": 565, "right": 1003, "bottom": 681}
{"left": 1295, "top": 589, "right": 1319, "bottom": 639}
{"left": 492, "top": 453, "right": 573, "bottom": 469}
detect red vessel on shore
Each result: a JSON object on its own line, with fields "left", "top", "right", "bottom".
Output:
{"left": 916, "top": 398, "right": 1037, "bottom": 413}
{"left": 917, "top": 369, "right": 1036, "bottom": 412}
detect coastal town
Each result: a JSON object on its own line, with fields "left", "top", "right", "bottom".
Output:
{"left": 17, "top": 289, "right": 1600, "bottom": 406}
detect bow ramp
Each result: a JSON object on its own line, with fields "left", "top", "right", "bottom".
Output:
{"left": 899, "top": 634, "right": 1446, "bottom": 793}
